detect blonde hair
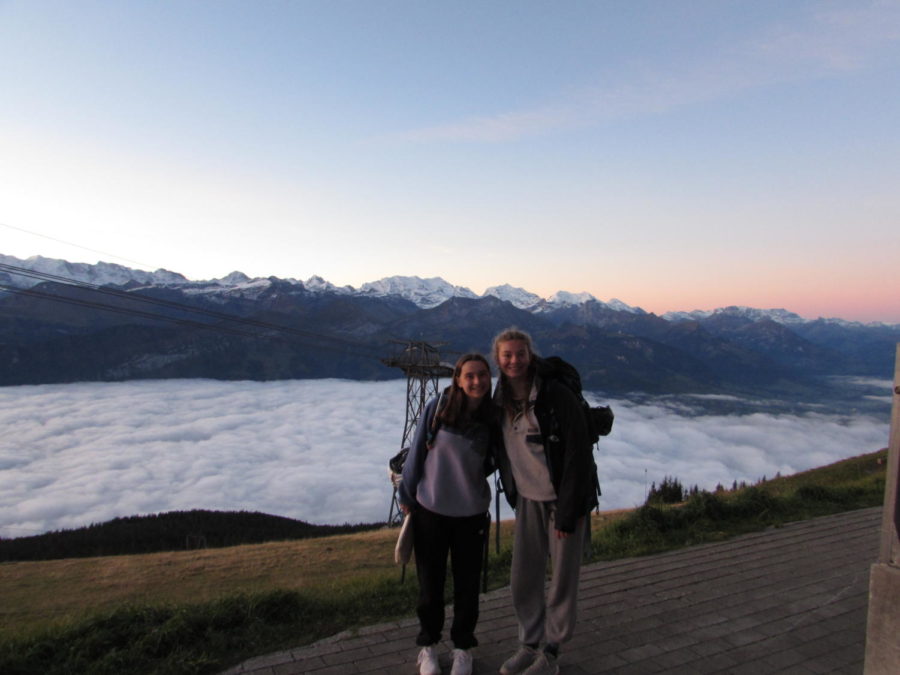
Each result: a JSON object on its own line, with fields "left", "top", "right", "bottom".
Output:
{"left": 491, "top": 327, "right": 537, "bottom": 366}
{"left": 491, "top": 328, "right": 538, "bottom": 416}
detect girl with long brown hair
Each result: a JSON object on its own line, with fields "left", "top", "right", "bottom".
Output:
{"left": 398, "top": 353, "right": 497, "bottom": 675}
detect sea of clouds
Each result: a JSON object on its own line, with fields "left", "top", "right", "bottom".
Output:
{"left": 0, "top": 378, "right": 892, "bottom": 538}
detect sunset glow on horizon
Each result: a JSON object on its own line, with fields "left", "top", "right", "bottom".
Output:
{"left": 2, "top": 1, "right": 898, "bottom": 324}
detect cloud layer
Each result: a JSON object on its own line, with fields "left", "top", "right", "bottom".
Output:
{"left": 0, "top": 379, "right": 890, "bottom": 538}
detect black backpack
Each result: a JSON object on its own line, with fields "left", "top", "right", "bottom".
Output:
{"left": 536, "top": 356, "right": 614, "bottom": 444}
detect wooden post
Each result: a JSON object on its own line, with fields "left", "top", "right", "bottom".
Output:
{"left": 864, "top": 343, "right": 900, "bottom": 673}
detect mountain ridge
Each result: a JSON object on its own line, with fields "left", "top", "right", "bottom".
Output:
{"left": 1, "top": 253, "right": 897, "bottom": 399}
{"left": 2, "top": 253, "right": 892, "bottom": 328}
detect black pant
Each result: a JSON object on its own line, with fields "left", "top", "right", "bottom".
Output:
{"left": 412, "top": 506, "right": 487, "bottom": 649}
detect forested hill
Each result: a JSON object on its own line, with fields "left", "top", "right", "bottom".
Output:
{"left": 0, "top": 510, "right": 380, "bottom": 562}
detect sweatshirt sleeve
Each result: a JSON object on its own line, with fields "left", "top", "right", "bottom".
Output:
{"left": 397, "top": 397, "right": 439, "bottom": 509}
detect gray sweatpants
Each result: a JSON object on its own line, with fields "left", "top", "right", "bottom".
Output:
{"left": 511, "top": 496, "right": 586, "bottom": 647}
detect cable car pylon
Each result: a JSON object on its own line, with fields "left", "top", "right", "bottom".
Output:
{"left": 382, "top": 340, "right": 454, "bottom": 525}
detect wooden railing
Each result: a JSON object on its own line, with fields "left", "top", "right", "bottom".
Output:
{"left": 864, "top": 343, "right": 900, "bottom": 674}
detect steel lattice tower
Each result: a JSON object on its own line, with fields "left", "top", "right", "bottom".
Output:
{"left": 382, "top": 341, "right": 454, "bottom": 524}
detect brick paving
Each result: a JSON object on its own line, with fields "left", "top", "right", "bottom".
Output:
{"left": 221, "top": 507, "right": 881, "bottom": 674}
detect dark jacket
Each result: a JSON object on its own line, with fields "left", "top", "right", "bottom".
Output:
{"left": 494, "top": 365, "right": 598, "bottom": 533}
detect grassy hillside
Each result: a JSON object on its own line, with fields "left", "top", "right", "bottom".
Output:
{"left": 0, "top": 448, "right": 888, "bottom": 675}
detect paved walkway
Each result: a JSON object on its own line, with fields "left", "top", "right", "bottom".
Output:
{"left": 222, "top": 507, "right": 881, "bottom": 674}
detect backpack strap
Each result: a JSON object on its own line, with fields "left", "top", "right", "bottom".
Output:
{"left": 481, "top": 511, "right": 491, "bottom": 593}
{"left": 425, "top": 388, "right": 447, "bottom": 449}
{"left": 494, "top": 473, "right": 502, "bottom": 553}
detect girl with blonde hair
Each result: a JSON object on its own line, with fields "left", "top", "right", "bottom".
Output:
{"left": 491, "top": 328, "right": 596, "bottom": 675}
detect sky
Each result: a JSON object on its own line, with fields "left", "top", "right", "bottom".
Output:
{"left": 1, "top": 1, "right": 899, "bottom": 323}
{"left": 0, "top": 378, "right": 891, "bottom": 538}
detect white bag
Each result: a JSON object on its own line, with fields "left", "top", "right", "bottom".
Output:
{"left": 394, "top": 512, "right": 414, "bottom": 565}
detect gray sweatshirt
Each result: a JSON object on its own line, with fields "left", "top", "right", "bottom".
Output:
{"left": 398, "top": 396, "right": 492, "bottom": 517}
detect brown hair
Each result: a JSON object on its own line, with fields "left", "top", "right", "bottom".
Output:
{"left": 436, "top": 352, "right": 493, "bottom": 429}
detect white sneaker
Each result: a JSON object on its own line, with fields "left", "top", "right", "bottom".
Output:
{"left": 450, "top": 648, "right": 473, "bottom": 675}
{"left": 522, "top": 651, "right": 559, "bottom": 675}
{"left": 499, "top": 644, "right": 539, "bottom": 674}
{"left": 417, "top": 645, "right": 441, "bottom": 675}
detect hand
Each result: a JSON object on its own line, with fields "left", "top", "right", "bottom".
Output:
{"left": 555, "top": 515, "right": 583, "bottom": 539}
{"left": 400, "top": 503, "right": 411, "bottom": 515}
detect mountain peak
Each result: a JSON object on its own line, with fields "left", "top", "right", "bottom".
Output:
{"left": 0, "top": 253, "right": 188, "bottom": 288}
{"left": 304, "top": 275, "right": 353, "bottom": 294}
{"left": 547, "top": 290, "right": 598, "bottom": 306}
{"left": 604, "top": 298, "right": 645, "bottom": 314}
{"left": 360, "top": 275, "right": 477, "bottom": 308}
{"left": 482, "top": 284, "right": 542, "bottom": 309}
{"left": 663, "top": 306, "right": 806, "bottom": 325}
{"left": 217, "top": 271, "right": 252, "bottom": 285}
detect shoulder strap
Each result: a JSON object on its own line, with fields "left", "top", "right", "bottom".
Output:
{"left": 425, "top": 388, "right": 447, "bottom": 447}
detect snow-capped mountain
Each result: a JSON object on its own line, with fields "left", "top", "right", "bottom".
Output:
{"left": 1, "top": 255, "right": 637, "bottom": 313}
{"left": 547, "top": 290, "right": 598, "bottom": 306}
{"left": 3, "top": 253, "right": 898, "bottom": 394}
{"left": 604, "top": 298, "right": 646, "bottom": 314}
{"left": 0, "top": 253, "right": 894, "bottom": 328}
{"left": 359, "top": 275, "right": 479, "bottom": 308}
{"left": 302, "top": 275, "right": 354, "bottom": 295}
{"left": 0, "top": 254, "right": 188, "bottom": 288}
{"left": 177, "top": 274, "right": 277, "bottom": 300}
{"left": 215, "top": 271, "right": 254, "bottom": 286}
{"left": 482, "top": 284, "right": 542, "bottom": 309}
{"left": 661, "top": 306, "right": 893, "bottom": 330}
{"left": 664, "top": 306, "right": 815, "bottom": 327}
